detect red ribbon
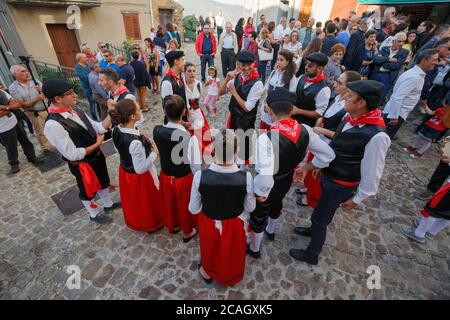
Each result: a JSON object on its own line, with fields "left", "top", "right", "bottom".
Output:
{"left": 48, "top": 104, "right": 78, "bottom": 115}
{"left": 344, "top": 108, "right": 386, "bottom": 127}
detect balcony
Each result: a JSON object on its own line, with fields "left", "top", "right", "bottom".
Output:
{"left": 6, "top": 0, "right": 102, "bottom": 8}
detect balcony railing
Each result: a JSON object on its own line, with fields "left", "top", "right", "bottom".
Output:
{"left": 6, "top": 0, "right": 101, "bottom": 7}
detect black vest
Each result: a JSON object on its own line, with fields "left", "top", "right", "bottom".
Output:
{"left": 323, "top": 98, "right": 347, "bottom": 132}
{"left": 293, "top": 75, "right": 327, "bottom": 127}
{"left": 112, "top": 127, "right": 151, "bottom": 174}
{"left": 268, "top": 124, "right": 309, "bottom": 184}
{"left": 109, "top": 91, "right": 129, "bottom": 102}
{"left": 162, "top": 74, "right": 188, "bottom": 122}
{"left": 324, "top": 121, "right": 385, "bottom": 182}
{"left": 198, "top": 169, "right": 247, "bottom": 220}
{"left": 153, "top": 125, "right": 191, "bottom": 178}
{"left": 267, "top": 70, "right": 290, "bottom": 92}
{"left": 187, "top": 82, "right": 202, "bottom": 110}
{"left": 228, "top": 74, "right": 260, "bottom": 126}
{"left": 46, "top": 107, "right": 99, "bottom": 162}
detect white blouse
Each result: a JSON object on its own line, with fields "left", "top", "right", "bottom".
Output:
{"left": 184, "top": 78, "right": 205, "bottom": 130}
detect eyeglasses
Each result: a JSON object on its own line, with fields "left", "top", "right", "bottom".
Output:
{"left": 100, "top": 45, "right": 106, "bottom": 48}
{"left": 104, "top": 55, "right": 110, "bottom": 58}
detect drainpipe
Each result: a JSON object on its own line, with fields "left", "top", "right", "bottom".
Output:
{"left": 148, "top": 0, "right": 155, "bottom": 27}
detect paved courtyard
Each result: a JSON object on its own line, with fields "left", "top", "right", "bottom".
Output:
{"left": 1, "top": 43, "right": 449, "bottom": 300}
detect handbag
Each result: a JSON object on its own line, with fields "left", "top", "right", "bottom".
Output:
{"left": 258, "top": 39, "right": 273, "bottom": 61}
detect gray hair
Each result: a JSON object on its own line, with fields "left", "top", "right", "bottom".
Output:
{"left": 80, "top": 43, "right": 90, "bottom": 52}
{"left": 416, "top": 48, "right": 438, "bottom": 64}
{"left": 435, "top": 24, "right": 450, "bottom": 37}
{"left": 115, "top": 54, "right": 125, "bottom": 62}
{"left": 393, "top": 32, "right": 407, "bottom": 41}
{"left": 75, "top": 53, "right": 86, "bottom": 62}
{"left": 10, "top": 64, "right": 25, "bottom": 75}
{"left": 361, "top": 18, "right": 371, "bottom": 26}
{"left": 225, "top": 21, "right": 232, "bottom": 28}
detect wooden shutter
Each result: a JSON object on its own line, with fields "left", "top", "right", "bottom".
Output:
{"left": 46, "top": 24, "right": 80, "bottom": 67}
{"left": 122, "top": 13, "right": 141, "bottom": 40}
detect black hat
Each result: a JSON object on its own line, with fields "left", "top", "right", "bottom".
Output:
{"left": 305, "top": 52, "right": 328, "bottom": 67}
{"left": 236, "top": 50, "right": 255, "bottom": 63}
{"left": 165, "top": 50, "right": 184, "bottom": 65}
{"left": 266, "top": 87, "right": 296, "bottom": 105}
{"left": 346, "top": 80, "right": 384, "bottom": 108}
{"left": 42, "top": 79, "right": 74, "bottom": 100}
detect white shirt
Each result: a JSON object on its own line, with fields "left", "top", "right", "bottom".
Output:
{"left": 161, "top": 76, "right": 193, "bottom": 109}
{"left": 339, "top": 122, "right": 391, "bottom": 204}
{"left": 163, "top": 122, "right": 201, "bottom": 174}
{"left": 380, "top": 48, "right": 399, "bottom": 72}
{"left": 260, "top": 69, "right": 298, "bottom": 125}
{"left": 96, "top": 51, "right": 104, "bottom": 62}
{"left": 0, "top": 90, "right": 18, "bottom": 133}
{"left": 273, "top": 24, "right": 285, "bottom": 40}
{"left": 215, "top": 15, "right": 224, "bottom": 28}
{"left": 206, "top": 76, "right": 219, "bottom": 96}
{"left": 189, "top": 163, "right": 255, "bottom": 235}
{"left": 283, "top": 27, "right": 293, "bottom": 37}
{"left": 222, "top": 33, "right": 234, "bottom": 49}
{"left": 184, "top": 79, "right": 205, "bottom": 130}
{"left": 44, "top": 109, "right": 107, "bottom": 161}
{"left": 383, "top": 65, "right": 426, "bottom": 120}
{"left": 324, "top": 95, "right": 346, "bottom": 118}
{"left": 254, "top": 124, "right": 336, "bottom": 197}
{"left": 226, "top": 77, "right": 264, "bottom": 112}
{"left": 296, "top": 77, "right": 331, "bottom": 116}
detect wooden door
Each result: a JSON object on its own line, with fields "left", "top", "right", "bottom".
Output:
{"left": 298, "top": 0, "right": 314, "bottom": 28}
{"left": 46, "top": 24, "right": 79, "bottom": 68}
{"left": 158, "top": 9, "right": 173, "bottom": 26}
{"left": 123, "top": 13, "right": 142, "bottom": 40}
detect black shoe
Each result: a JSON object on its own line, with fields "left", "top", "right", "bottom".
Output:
{"left": 246, "top": 243, "right": 261, "bottom": 259}
{"left": 198, "top": 264, "right": 213, "bottom": 284}
{"left": 29, "top": 156, "right": 44, "bottom": 164}
{"left": 295, "top": 188, "right": 307, "bottom": 195}
{"left": 104, "top": 202, "right": 122, "bottom": 213}
{"left": 294, "top": 226, "right": 312, "bottom": 237}
{"left": 296, "top": 197, "right": 309, "bottom": 207}
{"left": 42, "top": 149, "right": 54, "bottom": 157}
{"left": 147, "top": 225, "right": 164, "bottom": 234}
{"left": 183, "top": 228, "right": 198, "bottom": 243}
{"left": 289, "top": 248, "right": 318, "bottom": 265}
{"left": 9, "top": 165, "right": 20, "bottom": 174}
{"left": 90, "top": 213, "right": 113, "bottom": 225}
{"left": 264, "top": 229, "right": 275, "bottom": 241}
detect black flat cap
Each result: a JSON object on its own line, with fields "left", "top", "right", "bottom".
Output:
{"left": 347, "top": 80, "right": 384, "bottom": 108}
{"left": 165, "top": 50, "right": 184, "bottom": 65}
{"left": 236, "top": 50, "right": 255, "bottom": 63}
{"left": 305, "top": 52, "right": 328, "bottom": 66}
{"left": 42, "top": 79, "right": 74, "bottom": 100}
{"left": 266, "top": 87, "right": 296, "bottom": 105}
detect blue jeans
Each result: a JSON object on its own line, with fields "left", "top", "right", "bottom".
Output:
{"left": 200, "top": 54, "right": 214, "bottom": 81}
{"left": 258, "top": 60, "right": 269, "bottom": 83}
{"left": 83, "top": 88, "right": 98, "bottom": 121}
{"left": 374, "top": 72, "right": 391, "bottom": 103}
{"left": 306, "top": 175, "right": 357, "bottom": 256}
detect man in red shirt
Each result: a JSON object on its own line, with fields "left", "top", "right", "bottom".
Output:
{"left": 195, "top": 24, "right": 217, "bottom": 82}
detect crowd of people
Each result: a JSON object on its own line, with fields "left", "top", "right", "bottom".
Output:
{"left": 0, "top": 7, "right": 449, "bottom": 289}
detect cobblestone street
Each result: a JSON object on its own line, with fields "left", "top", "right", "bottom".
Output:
{"left": 1, "top": 43, "right": 449, "bottom": 300}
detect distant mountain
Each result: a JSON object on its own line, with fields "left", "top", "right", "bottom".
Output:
{"left": 174, "top": 0, "right": 252, "bottom": 26}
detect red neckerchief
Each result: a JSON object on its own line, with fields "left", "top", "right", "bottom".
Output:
{"left": 167, "top": 69, "right": 184, "bottom": 87}
{"left": 111, "top": 84, "right": 129, "bottom": 97}
{"left": 304, "top": 72, "right": 325, "bottom": 83}
{"left": 270, "top": 118, "right": 301, "bottom": 143}
{"left": 48, "top": 104, "right": 78, "bottom": 115}
{"left": 344, "top": 108, "right": 386, "bottom": 127}
{"left": 239, "top": 68, "right": 259, "bottom": 85}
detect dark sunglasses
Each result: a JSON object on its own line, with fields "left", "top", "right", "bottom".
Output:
{"left": 100, "top": 45, "right": 106, "bottom": 48}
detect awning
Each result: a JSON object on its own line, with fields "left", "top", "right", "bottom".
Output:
{"left": 358, "top": 0, "right": 446, "bottom": 4}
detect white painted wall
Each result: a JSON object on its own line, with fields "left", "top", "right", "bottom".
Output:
{"left": 310, "top": 0, "right": 333, "bottom": 25}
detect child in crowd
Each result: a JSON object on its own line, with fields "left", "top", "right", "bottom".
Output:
{"left": 204, "top": 66, "right": 220, "bottom": 117}
{"left": 404, "top": 94, "right": 450, "bottom": 158}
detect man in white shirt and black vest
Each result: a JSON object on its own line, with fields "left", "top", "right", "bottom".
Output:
{"left": 218, "top": 50, "right": 264, "bottom": 164}
{"left": 247, "top": 87, "right": 335, "bottom": 259}
{"left": 43, "top": 79, "right": 121, "bottom": 225}
{"left": 292, "top": 52, "right": 331, "bottom": 128}
{"left": 160, "top": 50, "right": 190, "bottom": 127}
{"left": 290, "top": 80, "right": 391, "bottom": 265}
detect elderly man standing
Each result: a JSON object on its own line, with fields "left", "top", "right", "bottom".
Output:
{"left": 342, "top": 18, "right": 371, "bottom": 69}
{"left": 75, "top": 53, "right": 98, "bottom": 121}
{"left": 115, "top": 55, "right": 136, "bottom": 96}
{"left": 299, "top": 17, "right": 316, "bottom": 50}
{"left": 9, "top": 64, "right": 52, "bottom": 154}
{"left": 195, "top": 24, "right": 217, "bottom": 82}
{"left": 96, "top": 41, "right": 108, "bottom": 62}
{"left": 219, "top": 21, "right": 238, "bottom": 77}
{"left": 88, "top": 61, "right": 109, "bottom": 120}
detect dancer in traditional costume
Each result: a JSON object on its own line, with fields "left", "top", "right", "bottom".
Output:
{"left": 189, "top": 129, "right": 256, "bottom": 285}
{"left": 111, "top": 98, "right": 163, "bottom": 232}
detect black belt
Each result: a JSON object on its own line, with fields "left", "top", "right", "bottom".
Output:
{"left": 223, "top": 48, "right": 234, "bottom": 50}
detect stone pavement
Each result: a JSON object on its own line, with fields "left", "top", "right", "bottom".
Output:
{"left": 1, "top": 43, "right": 449, "bottom": 300}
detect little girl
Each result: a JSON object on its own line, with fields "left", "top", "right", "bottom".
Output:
{"left": 204, "top": 66, "right": 220, "bottom": 117}
{"left": 404, "top": 94, "right": 449, "bottom": 158}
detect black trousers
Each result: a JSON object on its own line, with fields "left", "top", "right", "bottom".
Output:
{"left": 306, "top": 176, "right": 357, "bottom": 256}
{"left": 0, "top": 122, "right": 36, "bottom": 167}
{"left": 271, "top": 43, "right": 280, "bottom": 69}
{"left": 68, "top": 152, "right": 110, "bottom": 201}
{"left": 427, "top": 161, "right": 450, "bottom": 193}
{"left": 220, "top": 48, "right": 236, "bottom": 77}
{"left": 217, "top": 26, "right": 223, "bottom": 41}
{"left": 250, "top": 174, "right": 293, "bottom": 233}
{"left": 383, "top": 114, "right": 405, "bottom": 139}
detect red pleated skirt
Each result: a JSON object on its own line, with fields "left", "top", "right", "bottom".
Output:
{"left": 198, "top": 212, "right": 246, "bottom": 287}
{"left": 159, "top": 172, "right": 197, "bottom": 234}
{"left": 119, "top": 165, "right": 163, "bottom": 232}
{"left": 189, "top": 108, "right": 212, "bottom": 153}
{"left": 303, "top": 152, "right": 322, "bottom": 208}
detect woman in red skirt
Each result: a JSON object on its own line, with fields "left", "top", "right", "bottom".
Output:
{"left": 189, "top": 129, "right": 256, "bottom": 286}
{"left": 111, "top": 99, "right": 163, "bottom": 232}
